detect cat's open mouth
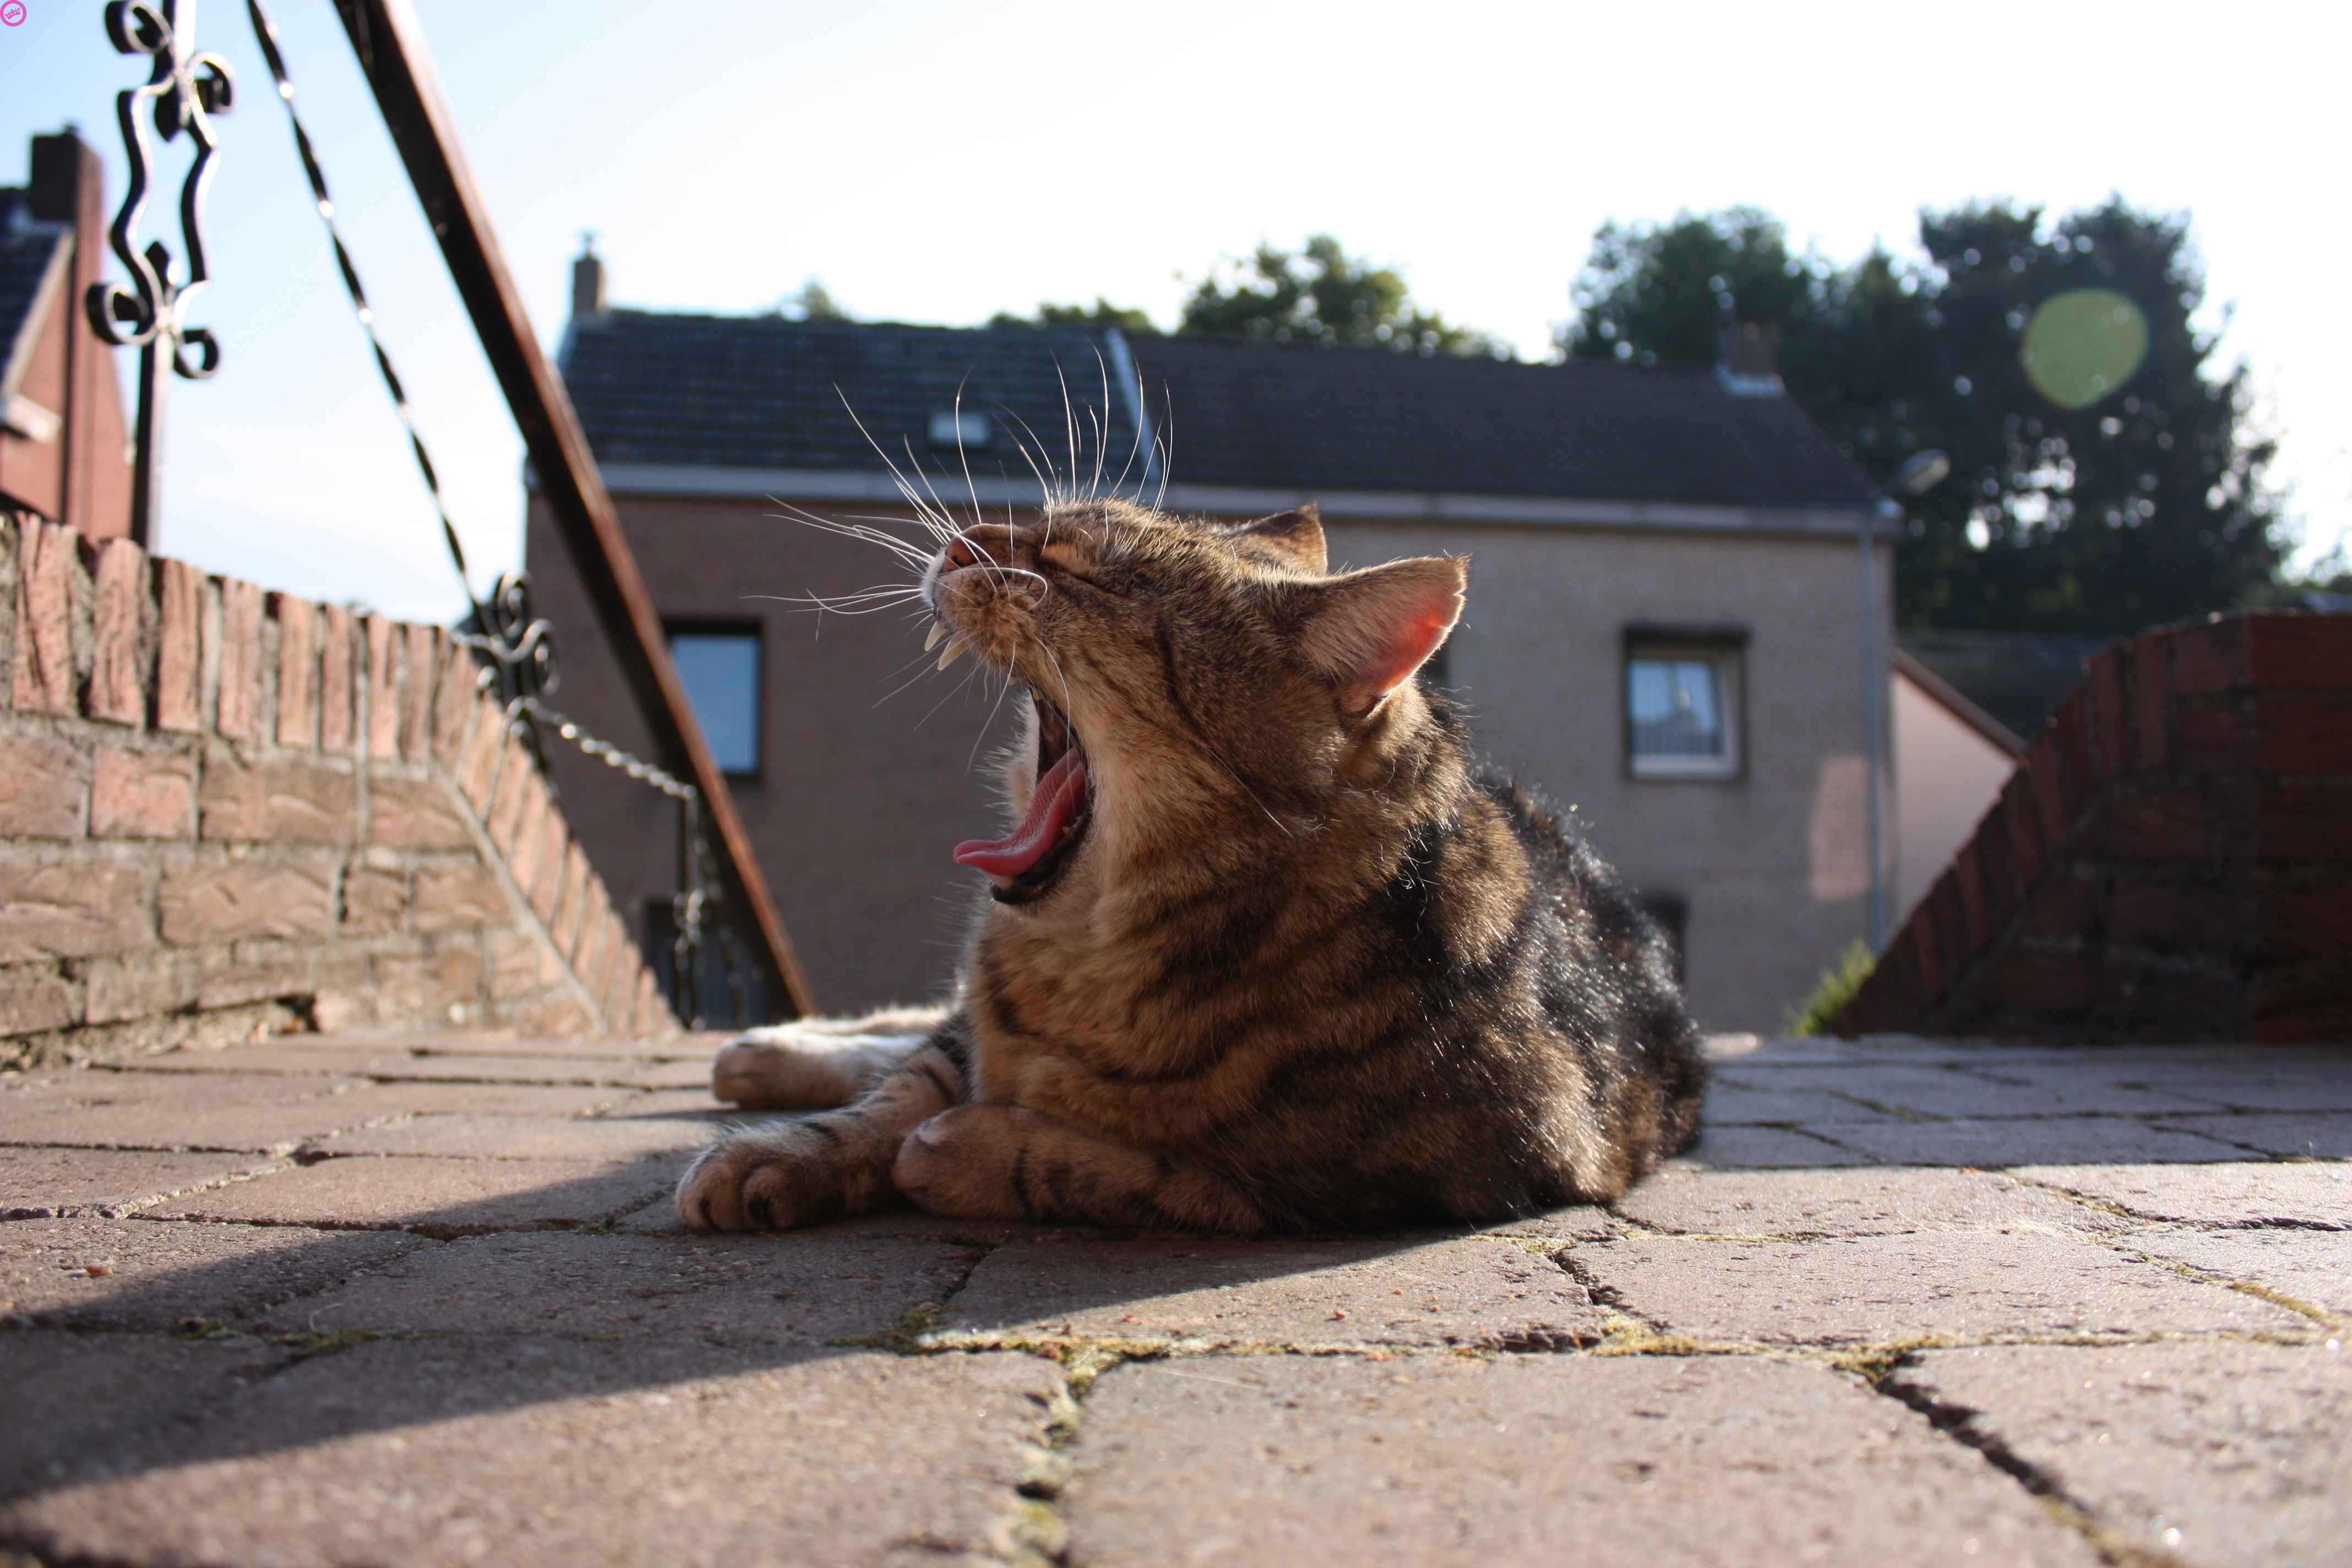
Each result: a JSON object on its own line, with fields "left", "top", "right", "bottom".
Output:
{"left": 952, "top": 689, "right": 1092, "bottom": 903}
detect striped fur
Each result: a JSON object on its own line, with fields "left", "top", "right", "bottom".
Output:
{"left": 678, "top": 499, "right": 1704, "bottom": 1233}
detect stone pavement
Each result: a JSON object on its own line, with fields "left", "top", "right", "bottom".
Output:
{"left": 1, "top": 1030, "right": 2346, "bottom": 1566}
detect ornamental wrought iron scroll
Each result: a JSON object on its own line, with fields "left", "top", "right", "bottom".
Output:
{"left": 85, "top": 0, "right": 236, "bottom": 545}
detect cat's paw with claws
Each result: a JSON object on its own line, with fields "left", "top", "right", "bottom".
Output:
{"left": 674, "top": 1132, "right": 842, "bottom": 1232}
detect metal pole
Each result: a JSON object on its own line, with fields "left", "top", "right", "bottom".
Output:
{"left": 330, "top": 0, "right": 814, "bottom": 1020}
{"left": 129, "top": 337, "right": 166, "bottom": 548}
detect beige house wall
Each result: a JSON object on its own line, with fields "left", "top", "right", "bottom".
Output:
{"left": 527, "top": 493, "right": 1892, "bottom": 1030}
{"left": 1891, "top": 668, "right": 2019, "bottom": 925}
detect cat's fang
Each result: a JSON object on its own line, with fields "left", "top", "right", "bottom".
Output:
{"left": 924, "top": 622, "right": 948, "bottom": 652}
{"left": 938, "top": 637, "right": 972, "bottom": 671}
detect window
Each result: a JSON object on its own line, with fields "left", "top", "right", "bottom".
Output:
{"left": 667, "top": 625, "right": 762, "bottom": 777}
{"left": 928, "top": 410, "right": 991, "bottom": 449}
{"left": 1625, "top": 629, "right": 1744, "bottom": 780}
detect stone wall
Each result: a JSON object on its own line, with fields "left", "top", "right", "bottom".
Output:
{"left": 0, "top": 515, "right": 678, "bottom": 1068}
{"left": 1836, "top": 611, "right": 2352, "bottom": 1043}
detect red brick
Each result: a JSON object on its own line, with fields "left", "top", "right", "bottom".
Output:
{"left": 91, "top": 746, "right": 195, "bottom": 839}
{"left": 2127, "top": 630, "right": 2169, "bottom": 771}
{"left": 0, "top": 963, "right": 81, "bottom": 1037}
{"left": 2245, "top": 612, "right": 2352, "bottom": 690}
{"left": 12, "top": 519, "right": 77, "bottom": 716}
{"left": 515, "top": 997, "right": 594, "bottom": 1036}
{"left": 197, "top": 748, "right": 356, "bottom": 845}
{"left": 1952, "top": 839, "right": 1991, "bottom": 954}
{"left": 375, "top": 943, "right": 485, "bottom": 1025}
{"left": 432, "top": 641, "right": 477, "bottom": 767}
{"left": 597, "top": 914, "right": 639, "bottom": 1024}
{"left": 506, "top": 780, "right": 551, "bottom": 893}
{"left": 2168, "top": 693, "right": 2246, "bottom": 775}
{"left": 550, "top": 842, "right": 590, "bottom": 959}
{"left": 367, "top": 774, "right": 472, "bottom": 851}
{"left": 489, "top": 930, "right": 563, "bottom": 999}
{"left": 631, "top": 967, "right": 670, "bottom": 1036}
{"left": 2247, "top": 957, "right": 2352, "bottom": 1041}
{"left": 195, "top": 941, "right": 316, "bottom": 1011}
{"left": 400, "top": 624, "right": 437, "bottom": 759}
{"left": 2252, "top": 870, "right": 2352, "bottom": 963}
{"left": 413, "top": 862, "right": 508, "bottom": 931}
{"left": 81, "top": 952, "right": 198, "bottom": 1023}
{"left": 318, "top": 604, "right": 357, "bottom": 756}
{"left": 2095, "top": 786, "right": 2220, "bottom": 862}
{"left": 1929, "top": 871, "right": 1970, "bottom": 977}
{"left": 152, "top": 558, "right": 205, "bottom": 733}
{"left": 2082, "top": 644, "right": 2128, "bottom": 787}
{"left": 2052, "top": 695, "right": 2095, "bottom": 820}
{"left": 158, "top": 859, "right": 334, "bottom": 945}
{"left": 2253, "top": 778, "right": 2352, "bottom": 861}
{"left": 0, "top": 861, "right": 150, "bottom": 963}
{"left": 570, "top": 900, "right": 613, "bottom": 1006}
{"left": 486, "top": 736, "right": 535, "bottom": 854}
{"left": 2000, "top": 773, "right": 2045, "bottom": 891}
{"left": 458, "top": 701, "right": 504, "bottom": 815}
{"left": 1971, "top": 809, "right": 2021, "bottom": 932}
{"left": 2250, "top": 690, "right": 2352, "bottom": 775}
{"left": 2168, "top": 614, "right": 2247, "bottom": 695}
{"left": 273, "top": 595, "right": 319, "bottom": 749}
{"left": 2011, "top": 865, "right": 2098, "bottom": 944}
{"left": 0, "top": 517, "right": 13, "bottom": 712}
{"left": 363, "top": 616, "right": 399, "bottom": 759}
{"left": 88, "top": 538, "right": 151, "bottom": 727}
{"left": 2109, "top": 875, "right": 2241, "bottom": 956}
{"left": 342, "top": 860, "right": 409, "bottom": 935}
{"left": 0, "top": 734, "right": 84, "bottom": 837}
{"left": 527, "top": 816, "right": 569, "bottom": 924}
{"left": 1974, "top": 949, "right": 2100, "bottom": 1021}
{"left": 214, "top": 578, "right": 265, "bottom": 742}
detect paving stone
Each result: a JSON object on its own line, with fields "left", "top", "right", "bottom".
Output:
{"left": 106, "top": 1042, "right": 657, "bottom": 1087}
{"left": 1614, "top": 1166, "right": 2122, "bottom": 1238}
{"left": 313, "top": 1112, "right": 720, "bottom": 1162}
{"left": 2114, "top": 1227, "right": 2352, "bottom": 1315}
{"left": 1898, "top": 1342, "right": 2351, "bottom": 1568}
{"left": 0, "top": 1146, "right": 277, "bottom": 1218}
{"left": 262, "top": 1230, "right": 979, "bottom": 1343}
{"left": 102, "top": 1041, "right": 442, "bottom": 1077}
{"left": 1716, "top": 1063, "right": 2121, "bottom": 1120}
{"left": 1663, "top": 1124, "right": 1876, "bottom": 1169}
{"left": 940, "top": 1233, "right": 1601, "bottom": 1348}
{"left": 2012, "top": 1161, "right": 2352, "bottom": 1228}
{"left": 336, "top": 1080, "right": 628, "bottom": 1118}
{"left": 1065, "top": 1353, "right": 2100, "bottom": 1567}
{"left": 2150, "top": 1112, "right": 2352, "bottom": 1159}
{"left": 1820, "top": 1116, "right": 2251, "bottom": 1168}
{"left": 0, "top": 1331, "right": 286, "bottom": 1500}
{"left": 2122, "top": 1058, "right": 2352, "bottom": 1113}
{"left": 405, "top": 1033, "right": 704, "bottom": 1063}
{"left": 0, "top": 1338, "right": 1061, "bottom": 1567}
{"left": 625, "top": 1056, "right": 726, "bottom": 1089}
{"left": 1475, "top": 1204, "right": 1620, "bottom": 1243}
{"left": 1698, "top": 1081, "right": 1898, "bottom": 1125}
{"left": 148, "top": 1156, "right": 673, "bottom": 1234}
{"left": 1580, "top": 1232, "right": 2307, "bottom": 1344}
{"left": 0, "top": 1070, "right": 384, "bottom": 1152}
{"left": 1930, "top": 1060, "right": 2225, "bottom": 1117}
{"left": 0, "top": 1216, "right": 423, "bottom": 1327}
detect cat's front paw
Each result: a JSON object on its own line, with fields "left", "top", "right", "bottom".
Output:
{"left": 674, "top": 1132, "right": 842, "bottom": 1232}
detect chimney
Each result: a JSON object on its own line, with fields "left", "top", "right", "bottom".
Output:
{"left": 571, "top": 235, "right": 607, "bottom": 320}
{"left": 1715, "top": 320, "right": 1783, "bottom": 398}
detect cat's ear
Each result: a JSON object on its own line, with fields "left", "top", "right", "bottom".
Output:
{"left": 1297, "top": 556, "right": 1466, "bottom": 719}
{"left": 1233, "top": 504, "right": 1326, "bottom": 572}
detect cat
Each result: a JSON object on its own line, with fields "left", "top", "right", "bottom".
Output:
{"left": 676, "top": 498, "right": 1705, "bottom": 1233}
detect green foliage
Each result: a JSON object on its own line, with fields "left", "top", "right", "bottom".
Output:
{"left": 1180, "top": 234, "right": 1504, "bottom": 357}
{"left": 1565, "top": 203, "right": 2285, "bottom": 636}
{"left": 989, "top": 298, "right": 1159, "bottom": 335}
{"left": 1784, "top": 940, "right": 1877, "bottom": 1036}
{"left": 781, "top": 279, "right": 846, "bottom": 321}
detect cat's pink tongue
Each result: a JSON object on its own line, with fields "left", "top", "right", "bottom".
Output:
{"left": 954, "top": 751, "right": 1088, "bottom": 877}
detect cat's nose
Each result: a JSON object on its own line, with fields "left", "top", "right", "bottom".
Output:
{"left": 944, "top": 526, "right": 1021, "bottom": 570}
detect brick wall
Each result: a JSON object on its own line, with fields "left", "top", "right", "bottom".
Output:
{"left": 0, "top": 515, "right": 679, "bottom": 1068}
{"left": 1837, "top": 611, "right": 2352, "bottom": 1043}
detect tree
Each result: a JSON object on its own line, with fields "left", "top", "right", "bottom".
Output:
{"left": 780, "top": 279, "right": 846, "bottom": 321}
{"left": 1180, "top": 234, "right": 1504, "bottom": 357}
{"left": 988, "top": 298, "right": 1159, "bottom": 335}
{"left": 1564, "top": 203, "right": 2284, "bottom": 634}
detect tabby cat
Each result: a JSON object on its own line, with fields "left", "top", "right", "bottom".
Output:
{"left": 676, "top": 498, "right": 1704, "bottom": 1233}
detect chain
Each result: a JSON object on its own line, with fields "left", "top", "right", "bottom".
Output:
{"left": 509, "top": 696, "right": 695, "bottom": 801}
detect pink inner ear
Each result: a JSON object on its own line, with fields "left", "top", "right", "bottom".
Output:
{"left": 1357, "top": 607, "right": 1456, "bottom": 700}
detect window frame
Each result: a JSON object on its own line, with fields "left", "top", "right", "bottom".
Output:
{"left": 1622, "top": 624, "right": 1749, "bottom": 783}
{"left": 663, "top": 619, "right": 766, "bottom": 782}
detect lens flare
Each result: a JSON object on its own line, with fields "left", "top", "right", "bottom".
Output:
{"left": 2020, "top": 288, "right": 2149, "bottom": 410}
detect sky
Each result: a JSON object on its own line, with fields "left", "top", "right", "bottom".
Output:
{"left": 4, "top": 0, "right": 2346, "bottom": 624}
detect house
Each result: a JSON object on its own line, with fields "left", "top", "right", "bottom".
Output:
{"left": 529, "top": 253, "right": 1896, "bottom": 1030}
{"left": 0, "top": 131, "right": 133, "bottom": 539}
{"left": 1891, "top": 645, "right": 2024, "bottom": 924}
